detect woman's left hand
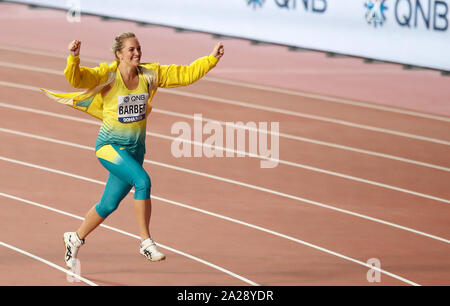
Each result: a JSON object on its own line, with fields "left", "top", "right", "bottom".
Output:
{"left": 212, "top": 42, "right": 225, "bottom": 59}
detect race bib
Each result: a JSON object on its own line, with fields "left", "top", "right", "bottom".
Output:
{"left": 117, "top": 93, "right": 148, "bottom": 123}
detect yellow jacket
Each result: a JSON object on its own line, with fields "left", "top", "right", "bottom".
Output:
{"left": 41, "top": 54, "right": 219, "bottom": 120}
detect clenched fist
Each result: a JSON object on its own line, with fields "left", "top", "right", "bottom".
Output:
{"left": 68, "top": 40, "right": 81, "bottom": 57}
{"left": 212, "top": 42, "right": 224, "bottom": 60}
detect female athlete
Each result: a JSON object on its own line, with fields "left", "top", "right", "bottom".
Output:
{"left": 42, "top": 32, "right": 224, "bottom": 268}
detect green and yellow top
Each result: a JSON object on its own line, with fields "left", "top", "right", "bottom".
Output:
{"left": 41, "top": 54, "right": 219, "bottom": 153}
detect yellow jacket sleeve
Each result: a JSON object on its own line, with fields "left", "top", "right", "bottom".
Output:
{"left": 64, "top": 55, "right": 105, "bottom": 89}
{"left": 158, "top": 54, "right": 218, "bottom": 88}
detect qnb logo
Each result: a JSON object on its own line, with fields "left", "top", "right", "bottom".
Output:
{"left": 365, "top": 0, "right": 388, "bottom": 27}
{"left": 247, "top": 0, "right": 266, "bottom": 9}
{"left": 123, "top": 94, "right": 147, "bottom": 103}
{"left": 133, "top": 94, "right": 147, "bottom": 101}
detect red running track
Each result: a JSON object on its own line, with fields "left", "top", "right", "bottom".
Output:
{"left": 0, "top": 3, "right": 449, "bottom": 286}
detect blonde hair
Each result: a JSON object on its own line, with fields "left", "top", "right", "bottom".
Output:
{"left": 112, "top": 32, "right": 137, "bottom": 61}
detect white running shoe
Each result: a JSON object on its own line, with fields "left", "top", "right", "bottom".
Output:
{"left": 63, "top": 232, "right": 84, "bottom": 269}
{"left": 140, "top": 238, "right": 166, "bottom": 262}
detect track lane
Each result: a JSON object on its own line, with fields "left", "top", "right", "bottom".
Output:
{"left": 2, "top": 97, "right": 450, "bottom": 204}
{"left": 2, "top": 61, "right": 450, "bottom": 149}
{"left": 0, "top": 127, "right": 448, "bottom": 285}
{"left": 1, "top": 47, "right": 449, "bottom": 142}
{"left": 0, "top": 68, "right": 450, "bottom": 200}
{"left": 0, "top": 161, "right": 258, "bottom": 286}
{"left": 1, "top": 98, "right": 449, "bottom": 240}
{"left": 2, "top": 45, "right": 450, "bottom": 125}
{"left": 3, "top": 81, "right": 450, "bottom": 173}
{"left": 1, "top": 65, "right": 449, "bottom": 170}
{"left": 176, "top": 80, "right": 450, "bottom": 140}
{"left": 1, "top": 160, "right": 411, "bottom": 286}
{"left": 0, "top": 241, "right": 89, "bottom": 286}
{"left": 0, "top": 2, "right": 448, "bottom": 286}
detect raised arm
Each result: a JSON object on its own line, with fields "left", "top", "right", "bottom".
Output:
{"left": 64, "top": 40, "right": 103, "bottom": 89}
{"left": 158, "top": 42, "right": 224, "bottom": 88}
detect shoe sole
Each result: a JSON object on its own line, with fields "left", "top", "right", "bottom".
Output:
{"left": 140, "top": 252, "right": 166, "bottom": 262}
{"left": 146, "top": 257, "right": 166, "bottom": 262}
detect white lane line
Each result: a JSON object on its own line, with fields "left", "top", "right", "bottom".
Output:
{"left": 1, "top": 82, "right": 449, "bottom": 173}
{"left": 0, "top": 132, "right": 449, "bottom": 246}
{"left": 0, "top": 80, "right": 44, "bottom": 91}
{"left": 0, "top": 45, "right": 75, "bottom": 60}
{"left": 211, "top": 68, "right": 413, "bottom": 75}
{"left": 1, "top": 44, "right": 448, "bottom": 123}
{"left": 153, "top": 108, "right": 450, "bottom": 173}
{"left": 163, "top": 89, "right": 450, "bottom": 146}
{"left": 203, "top": 76, "right": 450, "bottom": 123}
{"left": 1, "top": 103, "right": 449, "bottom": 205}
{"left": 0, "top": 192, "right": 259, "bottom": 286}
{"left": 153, "top": 130, "right": 450, "bottom": 205}
{"left": 0, "top": 191, "right": 419, "bottom": 287}
{"left": 0, "top": 240, "right": 97, "bottom": 286}
{"left": 0, "top": 61, "right": 449, "bottom": 146}
{"left": 0, "top": 61, "right": 61, "bottom": 75}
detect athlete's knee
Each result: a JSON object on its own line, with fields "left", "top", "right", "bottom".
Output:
{"left": 95, "top": 199, "right": 119, "bottom": 218}
{"left": 134, "top": 173, "right": 151, "bottom": 199}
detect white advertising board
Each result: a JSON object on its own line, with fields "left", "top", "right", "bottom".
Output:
{"left": 6, "top": 0, "right": 450, "bottom": 71}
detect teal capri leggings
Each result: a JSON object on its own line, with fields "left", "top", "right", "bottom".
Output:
{"left": 94, "top": 144, "right": 151, "bottom": 218}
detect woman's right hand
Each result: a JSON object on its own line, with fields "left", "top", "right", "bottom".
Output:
{"left": 68, "top": 40, "right": 81, "bottom": 57}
